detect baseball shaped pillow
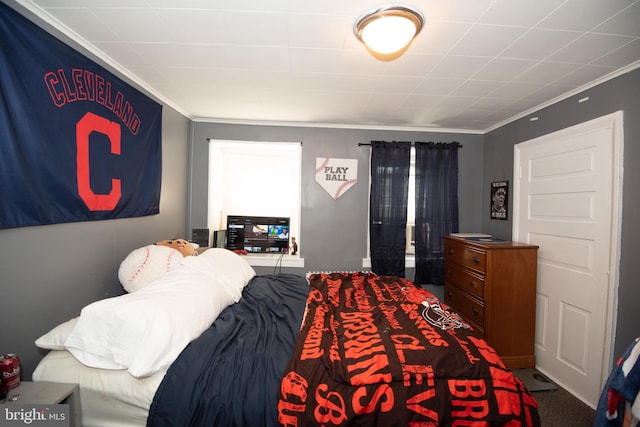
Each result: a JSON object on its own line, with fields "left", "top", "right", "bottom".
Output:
{"left": 118, "top": 245, "right": 183, "bottom": 293}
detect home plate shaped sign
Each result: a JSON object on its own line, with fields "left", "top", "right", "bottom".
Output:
{"left": 315, "top": 158, "right": 358, "bottom": 200}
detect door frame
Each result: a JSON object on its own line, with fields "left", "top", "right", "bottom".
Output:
{"left": 512, "top": 110, "right": 624, "bottom": 395}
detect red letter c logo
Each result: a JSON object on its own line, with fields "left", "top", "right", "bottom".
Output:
{"left": 76, "top": 112, "right": 121, "bottom": 211}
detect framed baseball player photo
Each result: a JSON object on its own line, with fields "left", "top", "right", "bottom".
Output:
{"left": 490, "top": 181, "right": 508, "bottom": 220}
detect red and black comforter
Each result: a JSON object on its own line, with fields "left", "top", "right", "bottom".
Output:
{"left": 278, "top": 272, "right": 540, "bottom": 426}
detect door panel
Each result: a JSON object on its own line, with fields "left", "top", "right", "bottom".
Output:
{"left": 513, "top": 112, "right": 622, "bottom": 407}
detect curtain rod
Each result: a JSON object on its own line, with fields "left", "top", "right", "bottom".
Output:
{"left": 358, "top": 142, "right": 462, "bottom": 148}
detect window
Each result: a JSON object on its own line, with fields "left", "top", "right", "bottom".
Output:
{"left": 365, "top": 141, "right": 460, "bottom": 280}
{"left": 208, "top": 140, "right": 303, "bottom": 267}
{"left": 406, "top": 148, "right": 416, "bottom": 254}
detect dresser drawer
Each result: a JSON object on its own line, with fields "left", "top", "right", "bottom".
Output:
{"left": 444, "top": 283, "right": 485, "bottom": 327}
{"left": 444, "top": 240, "right": 486, "bottom": 273}
{"left": 444, "top": 263, "right": 485, "bottom": 300}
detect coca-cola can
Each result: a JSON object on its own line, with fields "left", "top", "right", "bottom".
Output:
{"left": 0, "top": 353, "right": 20, "bottom": 393}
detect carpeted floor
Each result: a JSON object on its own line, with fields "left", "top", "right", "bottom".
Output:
{"left": 515, "top": 369, "right": 596, "bottom": 425}
{"left": 533, "top": 386, "right": 595, "bottom": 426}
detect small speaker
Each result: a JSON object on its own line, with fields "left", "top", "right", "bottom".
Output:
{"left": 191, "top": 228, "right": 210, "bottom": 247}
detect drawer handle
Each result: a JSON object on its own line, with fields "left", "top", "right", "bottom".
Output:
{"left": 448, "top": 248, "right": 453, "bottom": 255}
{"left": 469, "top": 281, "right": 475, "bottom": 288}
{"left": 472, "top": 256, "right": 479, "bottom": 264}
{"left": 447, "top": 291, "right": 452, "bottom": 298}
{"left": 471, "top": 307, "right": 479, "bottom": 316}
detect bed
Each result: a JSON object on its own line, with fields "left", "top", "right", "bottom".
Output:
{"left": 33, "top": 250, "right": 540, "bottom": 426}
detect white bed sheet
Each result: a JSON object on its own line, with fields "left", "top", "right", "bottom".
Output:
{"left": 32, "top": 350, "right": 165, "bottom": 427}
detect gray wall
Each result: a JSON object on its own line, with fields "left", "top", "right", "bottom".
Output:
{"left": 482, "top": 67, "right": 640, "bottom": 361}
{"left": 189, "top": 123, "right": 484, "bottom": 276}
{"left": 0, "top": 5, "right": 192, "bottom": 379}
{"left": 1, "top": 106, "right": 191, "bottom": 380}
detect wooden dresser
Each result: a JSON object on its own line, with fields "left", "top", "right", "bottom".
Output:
{"left": 443, "top": 235, "right": 538, "bottom": 369}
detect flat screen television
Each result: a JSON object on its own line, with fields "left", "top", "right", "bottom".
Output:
{"left": 225, "top": 215, "right": 290, "bottom": 253}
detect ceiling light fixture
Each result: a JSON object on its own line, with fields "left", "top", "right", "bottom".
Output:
{"left": 354, "top": 4, "right": 424, "bottom": 58}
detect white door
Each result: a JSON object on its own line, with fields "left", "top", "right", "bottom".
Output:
{"left": 513, "top": 111, "right": 623, "bottom": 408}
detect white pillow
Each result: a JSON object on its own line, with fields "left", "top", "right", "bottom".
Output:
{"left": 187, "top": 248, "right": 256, "bottom": 299}
{"left": 35, "top": 317, "right": 79, "bottom": 350}
{"left": 65, "top": 250, "right": 255, "bottom": 378}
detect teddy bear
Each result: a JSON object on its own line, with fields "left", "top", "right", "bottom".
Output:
{"left": 118, "top": 238, "right": 197, "bottom": 293}
{"left": 155, "top": 238, "right": 197, "bottom": 257}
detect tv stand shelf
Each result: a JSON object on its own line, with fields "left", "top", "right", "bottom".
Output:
{"left": 242, "top": 254, "right": 304, "bottom": 268}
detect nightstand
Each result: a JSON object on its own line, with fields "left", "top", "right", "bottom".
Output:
{"left": 2, "top": 381, "right": 81, "bottom": 427}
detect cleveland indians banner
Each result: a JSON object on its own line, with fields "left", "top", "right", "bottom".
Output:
{"left": 0, "top": 3, "right": 162, "bottom": 229}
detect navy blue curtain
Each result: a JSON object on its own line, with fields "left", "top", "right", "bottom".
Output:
{"left": 369, "top": 141, "right": 411, "bottom": 277}
{"left": 414, "top": 142, "right": 460, "bottom": 285}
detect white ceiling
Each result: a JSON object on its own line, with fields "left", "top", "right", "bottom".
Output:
{"left": 15, "top": 0, "right": 640, "bottom": 132}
